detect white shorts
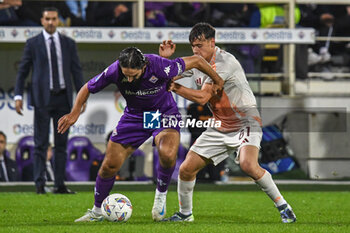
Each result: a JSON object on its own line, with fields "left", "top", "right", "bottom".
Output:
{"left": 190, "top": 126, "right": 262, "bottom": 166}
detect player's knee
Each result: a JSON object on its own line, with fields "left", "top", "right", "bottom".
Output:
{"left": 179, "top": 164, "right": 195, "bottom": 180}
{"left": 239, "top": 159, "right": 256, "bottom": 175}
{"left": 158, "top": 153, "right": 176, "bottom": 167}
{"left": 100, "top": 162, "right": 119, "bottom": 177}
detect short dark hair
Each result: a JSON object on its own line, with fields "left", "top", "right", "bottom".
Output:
{"left": 42, "top": 7, "right": 59, "bottom": 17}
{"left": 189, "top": 22, "right": 216, "bottom": 43}
{"left": 0, "top": 131, "right": 6, "bottom": 141}
{"left": 118, "top": 47, "right": 147, "bottom": 69}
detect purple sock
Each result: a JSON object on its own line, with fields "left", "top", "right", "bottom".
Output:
{"left": 94, "top": 175, "right": 115, "bottom": 208}
{"left": 156, "top": 163, "right": 175, "bottom": 193}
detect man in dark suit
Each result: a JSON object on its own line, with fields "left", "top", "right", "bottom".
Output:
{"left": 0, "top": 131, "right": 19, "bottom": 182}
{"left": 14, "top": 7, "right": 85, "bottom": 194}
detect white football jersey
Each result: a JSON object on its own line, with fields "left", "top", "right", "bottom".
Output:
{"left": 182, "top": 46, "right": 261, "bottom": 132}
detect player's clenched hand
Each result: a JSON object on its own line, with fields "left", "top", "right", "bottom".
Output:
{"left": 167, "top": 80, "right": 181, "bottom": 93}
{"left": 212, "top": 78, "right": 224, "bottom": 94}
{"left": 159, "top": 40, "right": 176, "bottom": 59}
{"left": 213, "top": 83, "right": 223, "bottom": 96}
{"left": 57, "top": 112, "right": 79, "bottom": 134}
{"left": 167, "top": 80, "right": 175, "bottom": 91}
{"left": 216, "top": 79, "right": 224, "bottom": 91}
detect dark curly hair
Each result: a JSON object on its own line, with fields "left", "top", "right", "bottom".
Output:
{"left": 118, "top": 47, "right": 148, "bottom": 69}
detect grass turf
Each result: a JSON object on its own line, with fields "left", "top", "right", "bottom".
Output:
{"left": 1, "top": 190, "right": 350, "bottom": 233}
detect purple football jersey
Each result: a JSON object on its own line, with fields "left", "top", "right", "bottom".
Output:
{"left": 87, "top": 54, "right": 185, "bottom": 114}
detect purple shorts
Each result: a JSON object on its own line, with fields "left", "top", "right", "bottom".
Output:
{"left": 110, "top": 110, "right": 181, "bottom": 148}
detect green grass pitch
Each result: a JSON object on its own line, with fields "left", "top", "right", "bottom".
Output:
{"left": 1, "top": 188, "right": 350, "bottom": 233}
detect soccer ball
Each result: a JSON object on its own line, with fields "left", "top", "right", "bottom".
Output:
{"left": 101, "top": 193, "right": 133, "bottom": 222}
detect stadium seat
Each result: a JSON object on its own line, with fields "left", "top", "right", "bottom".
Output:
{"left": 260, "top": 125, "right": 297, "bottom": 174}
{"left": 4, "top": 149, "right": 11, "bottom": 159}
{"left": 152, "top": 144, "right": 188, "bottom": 181}
{"left": 66, "top": 136, "right": 104, "bottom": 181}
{"left": 15, "top": 136, "right": 35, "bottom": 181}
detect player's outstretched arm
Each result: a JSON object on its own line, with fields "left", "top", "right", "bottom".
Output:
{"left": 169, "top": 81, "right": 214, "bottom": 105}
{"left": 57, "top": 83, "right": 90, "bottom": 134}
{"left": 182, "top": 55, "right": 224, "bottom": 90}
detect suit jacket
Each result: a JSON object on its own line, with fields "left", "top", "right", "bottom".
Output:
{"left": 0, "top": 150, "right": 19, "bottom": 182}
{"left": 14, "top": 31, "right": 84, "bottom": 108}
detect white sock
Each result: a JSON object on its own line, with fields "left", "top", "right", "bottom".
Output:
{"left": 178, "top": 177, "right": 196, "bottom": 215}
{"left": 255, "top": 170, "right": 287, "bottom": 207}
{"left": 92, "top": 205, "right": 102, "bottom": 214}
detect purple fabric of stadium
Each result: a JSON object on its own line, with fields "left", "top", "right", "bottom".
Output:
{"left": 15, "top": 136, "right": 35, "bottom": 178}
{"left": 145, "top": 2, "right": 173, "bottom": 11}
{"left": 66, "top": 136, "right": 103, "bottom": 181}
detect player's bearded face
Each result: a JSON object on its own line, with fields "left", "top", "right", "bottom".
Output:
{"left": 191, "top": 37, "right": 215, "bottom": 62}
{"left": 121, "top": 67, "right": 144, "bottom": 86}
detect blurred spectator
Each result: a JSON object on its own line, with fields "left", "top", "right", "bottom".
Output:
{"left": 12, "top": 1, "right": 46, "bottom": 26}
{"left": 0, "top": 0, "right": 21, "bottom": 9}
{"left": 299, "top": 4, "right": 350, "bottom": 79}
{"left": 65, "top": 0, "right": 87, "bottom": 26}
{"left": 0, "top": 131, "right": 19, "bottom": 182}
{"left": 300, "top": 4, "right": 333, "bottom": 67}
{"left": 0, "top": 0, "right": 21, "bottom": 25}
{"left": 86, "top": 2, "right": 131, "bottom": 27}
{"left": 249, "top": 4, "right": 306, "bottom": 76}
{"left": 15, "top": 1, "right": 75, "bottom": 26}
{"left": 145, "top": 2, "right": 173, "bottom": 27}
{"left": 165, "top": 3, "right": 210, "bottom": 27}
{"left": 211, "top": 4, "right": 260, "bottom": 74}
{"left": 334, "top": 5, "right": 350, "bottom": 37}
{"left": 249, "top": 4, "right": 301, "bottom": 28}
{"left": 210, "top": 3, "right": 252, "bottom": 27}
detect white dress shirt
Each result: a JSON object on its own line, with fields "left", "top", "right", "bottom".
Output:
{"left": 42, "top": 30, "right": 66, "bottom": 90}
